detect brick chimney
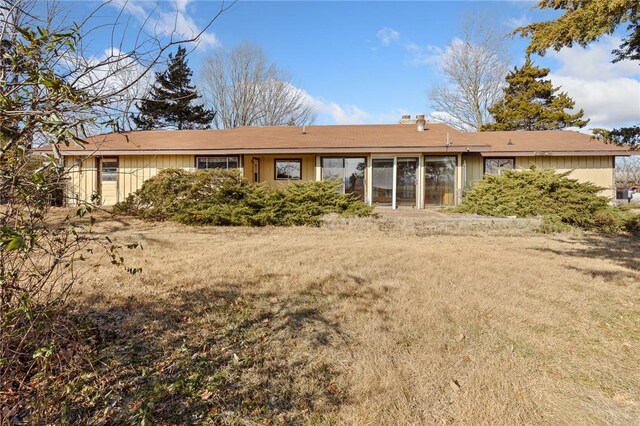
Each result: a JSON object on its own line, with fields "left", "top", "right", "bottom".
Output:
{"left": 399, "top": 114, "right": 414, "bottom": 124}
{"left": 416, "top": 114, "right": 426, "bottom": 132}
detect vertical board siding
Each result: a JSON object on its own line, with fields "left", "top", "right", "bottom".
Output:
{"left": 462, "top": 155, "right": 484, "bottom": 189}
{"left": 242, "top": 154, "right": 316, "bottom": 187}
{"left": 118, "top": 155, "right": 195, "bottom": 202}
{"left": 65, "top": 156, "right": 98, "bottom": 205}
{"left": 516, "top": 156, "right": 614, "bottom": 197}
{"left": 67, "top": 153, "right": 617, "bottom": 205}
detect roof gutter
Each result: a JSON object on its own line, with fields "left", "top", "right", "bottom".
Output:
{"left": 53, "top": 145, "right": 492, "bottom": 156}
{"left": 480, "top": 151, "right": 632, "bottom": 157}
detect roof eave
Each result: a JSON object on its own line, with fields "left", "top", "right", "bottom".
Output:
{"left": 57, "top": 145, "right": 491, "bottom": 156}
{"left": 481, "top": 150, "right": 632, "bottom": 157}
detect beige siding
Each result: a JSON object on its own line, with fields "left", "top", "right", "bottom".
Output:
{"left": 242, "top": 154, "right": 316, "bottom": 187}
{"left": 461, "top": 155, "right": 615, "bottom": 198}
{"left": 118, "top": 155, "right": 194, "bottom": 202}
{"left": 65, "top": 155, "right": 195, "bottom": 206}
{"left": 65, "top": 156, "right": 98, "bottom": 204}
{"left": 516, "top": 156, "right": 614, "bottom": 197}
{"left": 462, "top": 155, "right": 483, "bottom": 189}
{"left": 66, "top": 153, "right": 616, "bottom": 206}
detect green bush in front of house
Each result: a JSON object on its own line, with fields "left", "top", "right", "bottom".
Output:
{"left": 113, "top": 168, "right": 373, "bottom": 226}
{"left": 455, "top": 166, "right": 639, "bottom": 233}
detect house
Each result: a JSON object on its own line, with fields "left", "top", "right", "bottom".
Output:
{"left": 56, "top": 115, "right": 633, "bottom": 208}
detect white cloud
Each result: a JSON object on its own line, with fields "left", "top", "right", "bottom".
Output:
{"left": 377, "top": 108, "right": 410, "bottom": 123}
{"left": 546, "top": 36, "right": 640, "bottom": 129}
{"left": 376, "top": 27, "right": 399, "bottom": 46}
{"left": 548, "top": 36, "right": 639, "bottom": 80}
{"left": 302, "top": 90, "right": 415, "bottom": 125}
{"left": 428, "top": 111, "right": 473, "bottom": 131}
{"left": 549, "top": 75, "right": 640, "bottom": 128}
{"left": 175, "top": 0, "right": 191, "bottom": 13}
{"left": 311, "top": 99, "right": 371, "bottom": 124}
{"left": 164, "top": 9, "right": 220, "bottom": 48}
{"left": 108, "top": 0, "right": 147, "bottom": 21}
{"left": 504, "top": 13, "right": 531, "bottom": 30}
{"left": 374, "top": 26, "right": 442, "bottom": 67}
{"left": 404, "top": 42, "right": 442, "bottom": 65}
{"left": 107, "top": 0, "right": 220, "bottom": 49}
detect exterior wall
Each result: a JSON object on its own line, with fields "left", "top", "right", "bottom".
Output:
{"left": 65, "top": 152, "right": 616, "bottom": 207}
{"left": 65, "top": 154, "right": 194, "bottom": 205}
{"left": 65, "top": 156, "right": 99, "bottom": 204}
{"left": 516, "top": 156, "right": 614, "bottom": 197}
{"left": 118, "top": 155, "right": 195, "bottom": 203}
{"left": 462, "top": 154, "right": 484, "bottom": 190}
{"left": 462, "top": 155, "right": 615, "bottom": 198}
{"left": 242, "top": 154, "right": 316, "bottom": 187}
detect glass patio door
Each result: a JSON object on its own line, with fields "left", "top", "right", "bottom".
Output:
{"left": 396, "top": 158, "right": 418, "bottom": 207}
{"left": 424, "top": 156, "right": 456, "bottom": 206}
{"left": 371, "top": 158, "right": 393, "bottom": 205}
{"left": 372, "top": 157, "right": 418, "bottom": 207}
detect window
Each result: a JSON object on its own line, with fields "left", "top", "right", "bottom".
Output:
{"left": 196, "top": 156, "right": 239, "bottom": 170}
{"left": 275, "top": 159, "right": 302, "bottom": 180}
{"left": 371, "top": 158, "right": 394, "bottom": 205}
{"left": 321, "top": 157, "right": 366, "bottom": 199}
{"left": 101, "top": 158, "right": 118, "bottom": 182}
{"left": 484, "top": 158, "right": 515, "bottom": 175}
{"left": 425, "top": 156, "right": 456, "bottom": 206}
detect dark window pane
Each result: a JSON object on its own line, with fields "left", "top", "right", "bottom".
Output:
{"left": 372, "top": 158, "right": 393, "bottom": 205}
{"left": 275, "top": 160, "right": 301, "bottom": 179}
{"left": 101, "top": 159, "right": 118, "bottom": 182}
{"left": 484, "top": 158, "right": 514, "bottom": 175}
{"left": 322, "top": 158, "right": 345, "bottom": 193}
{"left": 344, "top": 158, "right": 366, "bottom": 200}
{"left": 196, "top": 156, "right": 240, "bottom": 170}
{"left": 209, "top": 158, "right": 229, "bottom": 169}
{"left": 425, "top": 156, "right": 456, "bottom": 206}
{"left": 396, "top": 157, "right": 418, "bottom": 207}
{"left": 227, "top": 157, "right": 239, "bottom": 169}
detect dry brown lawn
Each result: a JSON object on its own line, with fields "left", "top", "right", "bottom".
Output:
{"left": 66, "top": 211, "right": 640, "bottom": 425}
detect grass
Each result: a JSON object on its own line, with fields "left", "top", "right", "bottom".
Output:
{"left": 39, "top": 210, "right": 640, "bottom": 424}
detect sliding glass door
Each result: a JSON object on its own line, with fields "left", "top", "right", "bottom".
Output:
{"left": 396, "top": 158, "right": 418, "bottom": 207}
{"left": 371, "top": 157, "right": 418, "bottom": 207}
{"left": 371, "top": 158, "right": 393, "bottom": 205}
{"left": 424, "top": 156, "right": 456, "bottom": 206}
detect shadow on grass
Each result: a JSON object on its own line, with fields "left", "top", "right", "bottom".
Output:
{"left": 56, "top": 272, "right": 390, "bottom": 425}
{"left": 536, "top": 235, "right": 640, "bottom": 282}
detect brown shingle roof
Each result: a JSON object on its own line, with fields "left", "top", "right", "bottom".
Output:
{"left": 48, "top": 123, "right": 633, "bottom": 156}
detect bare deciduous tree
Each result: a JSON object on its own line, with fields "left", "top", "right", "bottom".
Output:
{"left": 0, "top": 0, "right": 233, "bottom": 421}
{"left": 200, "top": 43, "right": 316, "bottom": 129}
{"left": 617, "top": 157, "right": 640, "bottom": 188}
{"left": 428, "top": 16, "right": 511, "bottom": 131}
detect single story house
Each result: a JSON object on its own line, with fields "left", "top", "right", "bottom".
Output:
{"left": 55, "top": 115, "right": 633, "bottom": 208}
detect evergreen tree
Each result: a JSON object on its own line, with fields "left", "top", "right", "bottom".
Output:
{"left": 517, "top": 0, "right": 639, "bottom": 64}
{"left": 592, "top": 126, "right": 640, "bottom": 148}
{"left": 132, "top": 46, "right": 215, "bottom": 130}
{"left": 482, "top": 57, "right": 589, "bottom": 131}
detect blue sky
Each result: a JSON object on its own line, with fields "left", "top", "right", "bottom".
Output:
{"left": 64, "top": 1, "right": 640, "bottom": 129}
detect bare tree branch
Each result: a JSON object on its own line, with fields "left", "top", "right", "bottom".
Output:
{"left": 428, "top": 15, "right": 511, "bottom": 131}
{"left": 200, "top": 43, "right": 317, "bottom": 129}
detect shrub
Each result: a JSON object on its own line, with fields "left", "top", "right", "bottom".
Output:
{"left": 115, "top": 169, "right": 373, "bottom": 226}
{"left": 625, "top": 214, "right": 640, "bottom": 236}
{"left": 456, "top": 167, "right": 631, "bottom": 233}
